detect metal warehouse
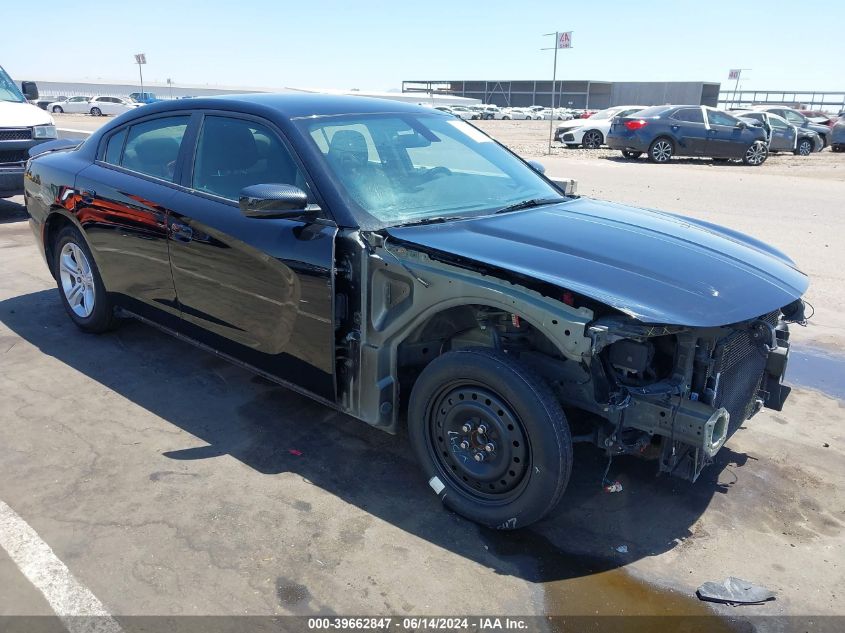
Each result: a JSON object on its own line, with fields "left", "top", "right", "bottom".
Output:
{"left": 402, "top": 80, "right": 721, "bottom": 109}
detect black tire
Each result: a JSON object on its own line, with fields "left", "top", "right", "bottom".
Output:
{"left": 648, "top": 137, "right": 674, "bottom": 163}
{"left": 832, "top": 144, "right": 843, "bottom": 153}
{"left": 90, "top": 107, "right": 102, "bottom": 116}
{"left": 52, "top": 106, "right": 63, "bottom": 113}
{"left": 795, "top": 138, "right": 813, "bottom": 156}
{"left": 565, "top": 143, "right": 579, "bottom": 149}
{"left": 408, "top": 347, "right": 572, "bottom": 529}
{"left": 582, "top": 130, "right": 603, "bottom": 149}
{"left": 502, "top": 116, "right": 511, "bottom": 120}
{"left": 621, "top": 150, "right": 642, "bottom": 159}
{"left": 53, "top": 225, "right": 116, "bottom": 333}
{"left": 742, "top": 140, "right": 768, "bottom": 166}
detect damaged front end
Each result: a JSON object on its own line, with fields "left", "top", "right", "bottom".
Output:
{"left": 577, "top": 299, "right": 805, "bottom": 482}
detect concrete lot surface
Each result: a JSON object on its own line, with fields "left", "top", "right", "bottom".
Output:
{"left": 0, "top": 119, "right": 843, "bottom": 628}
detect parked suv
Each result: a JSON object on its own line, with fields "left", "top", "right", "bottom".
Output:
{"left": 0, "top": 65, "right": 57, "bottom": 198}
{"left": 608, "top": 105, "right": 769, "bottom": 165}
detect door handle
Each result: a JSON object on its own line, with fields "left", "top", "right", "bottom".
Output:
{"left": 170, "top": 222, "right": 193, "bottom": 242}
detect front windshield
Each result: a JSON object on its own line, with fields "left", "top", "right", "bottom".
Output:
{"left": 0, "top": 66, "right": 25, "bottom": 103}
{"left": 588, "top": 107, "right": 623, "bottom": 120}
{"left": 298, "top": 113, "right": 565, "bottom": 228}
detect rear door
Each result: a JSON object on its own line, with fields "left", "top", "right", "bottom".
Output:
{"left": 167, "top": 112, "right": 338, "bottom": 400}
{"left": 74, "top": 113, "right": 190, "bottom": 327}
{"left": 668, "top": 107, "right": 708, "bottom": 155}
{"left": 65, "top": 96, "right": 90, "bottom": 113}
{"left": 705, "top": 109, "right": 747, "bottom": 158}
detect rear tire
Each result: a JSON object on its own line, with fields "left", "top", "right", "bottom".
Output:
{"left": 90, "top": 107, "right": 102, "bottom": 116}
{"left": 648, "top": 137, "right": 674, "bottom": 163}
{"left": 621, "top": 150, "right": 642, "bottom": 159}
{"left": 582, "top": 130, "right": 603, "bottom": 149}
{"left": 408, "top": 347, "right": 572, "bottom": 529}
{"left": 53, "top": 225, "right": 116, "bottom": 333}
{"left": 795, "top": 138, "right": 813, "bottom": 156}
{"left": 742, "top": 140, "right": 769, "bottom": 166}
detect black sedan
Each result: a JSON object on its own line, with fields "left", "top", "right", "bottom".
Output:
{"left": 23, "top": 95, "right": 807, "bottom": 528}
{"left": 607, "top": 105, "right": 769, "bottom": 165}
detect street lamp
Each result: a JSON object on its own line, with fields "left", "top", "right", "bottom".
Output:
{"left": 134, "top": 53, "right": 147, "bottom": 99}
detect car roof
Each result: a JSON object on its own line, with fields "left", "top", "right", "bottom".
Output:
{"left": 130, "top": 93, "right": 435, "bottom": 120}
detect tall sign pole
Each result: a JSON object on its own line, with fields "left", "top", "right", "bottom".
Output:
{"left": 543, "top": 31, "right": 572, "bottom": 155}
{"left": 134, "top": 53, "right": 147, "bottom": 97}
{"left": 728, "top": 68, "right": 750, "bottom": 108}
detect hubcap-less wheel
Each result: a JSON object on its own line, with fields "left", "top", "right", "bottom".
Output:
{"left": 744, "top": 141, "right": 768, "bottom": 165}
{"left": 797, "top": 139, "right": 812, "bottom": 156}
{"left": 650, "top": 139, "right": 673, "bottom": 162}
{"left": 582, "top": 130, "right": 602, "bottom": 149}
{"left": 59, "top": 242, "right": 96, "bottom": 318}
{"left": 428, "top": 381, "right": 529, "bottom": 500}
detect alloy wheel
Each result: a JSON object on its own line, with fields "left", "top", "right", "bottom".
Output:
{"left": 798, "top": 140, "right": 812, "bottom": 156}
{"left": 651, "top": 140, "right": 673, "bottom": 162}
{"left": 59, "top": 242, "right": 96, "bottom": 318}
{"left": 744, "top": 142, "right": 768, "bottom": 165}
{"left": 582, "top": 131, "right": 602, "bottom": 149}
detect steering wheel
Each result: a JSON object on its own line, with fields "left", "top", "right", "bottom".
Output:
{"left": 418, "top": 166, "right": 453, "bottom": 182}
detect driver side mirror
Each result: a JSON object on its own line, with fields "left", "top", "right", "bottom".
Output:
{"left": 527, "top": 160, "right": 546, "bottom": 174}
{"left": 21, "top": 81, "right": 39, "bottom": 101}
{"left": 735, "top": 121, "right": 747, "bottom": 129}
{"left": 239, "top": 184, "right": 317, "bottom": 220}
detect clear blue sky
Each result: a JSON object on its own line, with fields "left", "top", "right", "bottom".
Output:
{"left": 2, "top": 0, "right": 843, "bottom": 91}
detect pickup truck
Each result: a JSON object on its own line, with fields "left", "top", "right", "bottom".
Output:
{"left": 0, "top": 65, "right": 57, "bottom": 198}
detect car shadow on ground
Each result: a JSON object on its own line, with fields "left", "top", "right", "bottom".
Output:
{"left": 0, "top": 288, "right": 753, "bottom": 585}
{"left": 600, "top": 155, "right": 745, "bottom": 167}
{"left": 0, "top": 198, "right": 28, "bottom": 224}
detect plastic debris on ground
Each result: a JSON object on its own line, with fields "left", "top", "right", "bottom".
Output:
{"left": 288, "top": 449, "right": 303, "bottom": 456}
{"left": 604, "top": 480, "right": 623, "bottom": 493}
{"left": 614, "top": 545, "right": 628, "bottom": 553}
{"left": 696, "top": 577, "right": 776, "bottom": 606}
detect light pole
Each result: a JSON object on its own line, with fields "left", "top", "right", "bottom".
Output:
{"left": 167, "top": 78, "right": 173, "bottom": 100}
{"left": 542, "top": 31, "right": 572, "bottom": 155}
{"left": 134, "top": 53, "right": 147, "bottom": 98}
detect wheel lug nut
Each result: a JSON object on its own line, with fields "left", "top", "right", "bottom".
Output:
{"left": 459, "top": 440, "right": 470, "bottom": 450}
{"left": 473, "top": 452, "right": 485, "bottom": 462}
{"left": 461, "top": 423, "right": 473, "bottom": 433}
{"left": 484, "top": 442, "right": 495, "bottom": 453}
{"left": 477, "top": 424, "right": 487, "bottom": 435}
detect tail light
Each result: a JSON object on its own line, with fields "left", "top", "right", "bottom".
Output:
{"left": 624, "top": 119, "right": 648, "bottom": 131}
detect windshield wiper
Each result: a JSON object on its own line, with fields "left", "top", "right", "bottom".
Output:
{"left": 392, "top": 215, "right": 468, "bottom": 228}
{"left": 495, "top": 197, "right": 562, "bottom": 214}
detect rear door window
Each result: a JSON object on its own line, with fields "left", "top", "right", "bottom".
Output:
{"left": 120, "top": 116, "right": 189, "bottom": 182}
{"left": 671, "top": 108, "right": 704, "bottom": 123}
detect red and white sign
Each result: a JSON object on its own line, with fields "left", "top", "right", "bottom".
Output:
{"left": 558, "top": 32, "right": 572, "bottom": 49}
{"left": 728, "top": 69, "right": 741, "bottom": 80}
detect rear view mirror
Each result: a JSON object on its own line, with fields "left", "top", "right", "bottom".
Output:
{"left": 21, "top": 81, "right": 39, "bottom": 101}
{"left": 394, "top": 131, "right": 432, "bottom": 148}
{"left": 239, "top": 184, "right": 314, "bottom": 219}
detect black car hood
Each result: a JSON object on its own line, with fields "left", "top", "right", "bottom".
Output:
{"left": 385, "top": 198, "right": 809, "bottom": 327}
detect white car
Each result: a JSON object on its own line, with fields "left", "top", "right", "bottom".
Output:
{"left": 48, "top": 95, "right": 140, "bottom": 116}
{"left": 47, "top": 96, "right": 91, "bottom": 114}
{"left": 448, "top": 106, "right": 477, "bottom": 120}
{"left": 554, "top": 105, "right": 646, "bottom": 148}
{"left": 542, "top": 107, "right": 574, "bottom": 121}
{"left": 501, "top": 108, "right": 537, "bottom": 120}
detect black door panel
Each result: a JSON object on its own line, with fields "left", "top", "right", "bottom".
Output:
{"left": 74, "top": 163, "right": 180, "bottom": 328}
{"left": 167, "top": 192, "right": 338, "bottom": 400}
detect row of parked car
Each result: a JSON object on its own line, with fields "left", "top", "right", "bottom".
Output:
{"left": 552, "top": 103, "right": 845, "bottom": 164}
{"left": 434, "top": 104, "right": 593, "bottom": 121}
{"left": 32, "top": 92, "right": 179, "bottom": 116}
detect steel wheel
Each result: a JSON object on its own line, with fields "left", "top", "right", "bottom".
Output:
{"left": 58, "top": 242, "right": 96, "bottom": 318}
{"left": 649, "top": 138, "right": 673, "bottom": 163}
{"left": 743, "top": 141, "right": 768, "bottom": 166}
{"left": 427, "top": 381, "right": 530, "bottom": 501}
{"left": 52, "top": 106, "right": 63, "bottom": 113}
{"left": 582, "top": 130, "right": 603, "bottom": 149}
{"left": 796, "top": 139, "right": 813, "bottom": 156}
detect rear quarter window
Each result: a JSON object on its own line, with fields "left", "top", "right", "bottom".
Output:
{"left": 628, "top": 106, "right": 671, "bottom": 118}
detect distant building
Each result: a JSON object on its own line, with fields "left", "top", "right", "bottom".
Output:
{"left": 402, "top": 80, "right": 722, "bottom": 109}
